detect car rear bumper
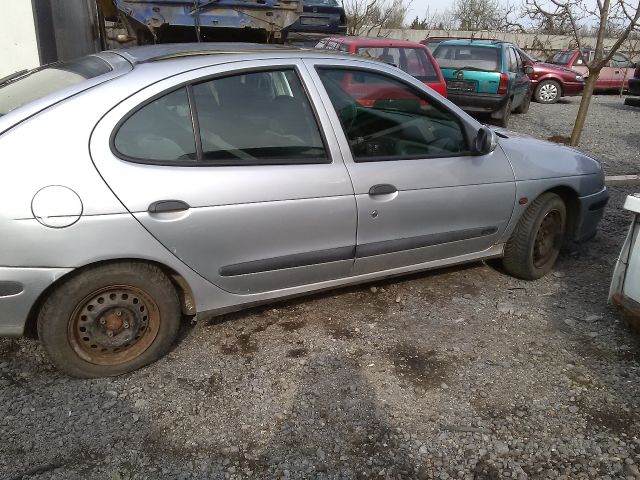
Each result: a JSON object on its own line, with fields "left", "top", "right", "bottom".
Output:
{"left": 574, "top": 187, "right": 609, "bottom": 242}
{"left": 0, "top": 267, "right": 73, "bottom": 337}
{"left": 445, "top": 92, "right": 508, "bottom": 113}
{"left": 629, "top": 78, "right": 640, "bottom": 96}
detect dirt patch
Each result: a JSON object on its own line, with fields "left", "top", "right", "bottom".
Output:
{"left": 280, "top": 320, "right": 306, "bottom": 332}
{"left": 286, "top": 348, "right": 308, "bottom": 358}
{"left": 390, "top": 342, "right": 451, "bottom": 388}
{"left": 220, "top": 332, "right": 259, "bottom": 355}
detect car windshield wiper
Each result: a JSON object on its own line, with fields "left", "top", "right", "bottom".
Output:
{"left": 0, "top": 69, "right": 29, "bottom": 87}
{"left": 451, "top": 66, "right": 495, "bottom": 74}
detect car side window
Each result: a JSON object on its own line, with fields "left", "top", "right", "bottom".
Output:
{"left": 611, "top": 53, "right": 631, "bottom": 68}
{"left": 114, "top": 87, "right": 197, "bottom": 163}
{"left": 507, "top": 48, "right": 518, "bottom": 73}
{"left": 192, "top": 69, "right": 328, "bottom": 164}
{"left": 316, "top": 67, "right": 468, "bottom": 162}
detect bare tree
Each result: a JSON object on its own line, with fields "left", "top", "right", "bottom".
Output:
{"left": 409, "top": 6, "right": 457, "bottom": 30}
{"left": 525, "top": 0, "right": 640, "bottom": 145}
{"left": 448, "top": 0, "right": 526, "bottom": 32}
{"left": 342, "top": 0, "right": 411, "bottom": 36}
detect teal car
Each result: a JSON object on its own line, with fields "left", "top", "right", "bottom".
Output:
{"left": 433, "top": 40, "right": 532, "bottom": 127}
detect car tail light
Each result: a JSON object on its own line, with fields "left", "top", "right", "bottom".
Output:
{"left": 498, "top": 73, "right": 508, "bottom": 95}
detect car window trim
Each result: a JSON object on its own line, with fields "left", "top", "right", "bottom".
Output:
{"left": 314, "top": 65, "right": 473, "bottom": 163}
{"left": 110, "top": 65, "right": 332, "bottom": 167}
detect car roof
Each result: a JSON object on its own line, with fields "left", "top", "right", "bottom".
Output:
{"left": 437, "top": 39, "right": 505, "bottom": 48}
{"left": 321, "top": 36, "right": 425, "bottom": 47}
{"left": 109, "top": 42, "right": 303, "bottom": 65}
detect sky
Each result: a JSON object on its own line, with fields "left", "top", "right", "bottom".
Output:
{"left": 405, "top": 0, "right": 455, "bottom": 24}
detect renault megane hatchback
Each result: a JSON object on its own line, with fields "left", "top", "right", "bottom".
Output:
{"left": 0, "top": 43, "right": 608, "bottom": 377}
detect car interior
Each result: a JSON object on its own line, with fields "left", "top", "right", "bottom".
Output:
{"left": 317, "top": 68, "right": 467, "bottom": 160}
{"left": 115, "top": 70, "right": 327, "bottom": 164}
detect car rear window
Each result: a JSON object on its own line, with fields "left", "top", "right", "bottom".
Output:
{"left": 0, "top": 56, "right": 112, "bottom": 117}
{"left": 355, "top": 47, "right": 440, "bottom": 82}
{"left": 434, "top": 45, "right": 501, "bottom": 72}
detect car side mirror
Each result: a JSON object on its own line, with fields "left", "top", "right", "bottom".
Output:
{"left": 524, "top": 65, "right": 534, "bottom": 75}
{"left": 473, "top": 126, "right": 498, "bottom": 155}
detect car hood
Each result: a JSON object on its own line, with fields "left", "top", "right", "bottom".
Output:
{"left": 493, "top": 128, "right": 604, "bottom": 184}
{"left": 535, "top": 62, "right": 579, "bottom": 75}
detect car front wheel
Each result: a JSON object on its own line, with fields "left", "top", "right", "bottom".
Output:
{"left": 502, "top": 193, "right": 567, "bottom": 280}
{"left": 535, "top": 80, "right": 561, "bottom": 104}
{"left": 37, "top": 262, "right": 181, "bottom": 378}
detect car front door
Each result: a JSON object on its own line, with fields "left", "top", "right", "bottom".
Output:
{"left": 90, "top": 60, "right": 357, "bottom": 295}
{"left": 305, "top": 59, "right": 516, "bottom": 275}
{"left": 611, "top": 53, "right": 635, "bottom": 90}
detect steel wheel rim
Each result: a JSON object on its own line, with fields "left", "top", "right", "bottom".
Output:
{"left": 533, "top": 209, "right": 563, "bottom": 268}
{"left": 540, "top": 84, "right": 558, "bottom": 102}
{"left": 68, "top": 285, "right": 160, "bottom": 365}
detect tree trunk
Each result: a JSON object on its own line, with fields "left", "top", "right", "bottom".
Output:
{"left": 569, "top": 73, "right": 598, "bottom": 146}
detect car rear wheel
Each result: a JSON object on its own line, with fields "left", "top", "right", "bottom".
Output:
{"left": 535, "top": 80, "right": 561, "bottom": 104}
{"left": 37, "top": 262, "right": 181, "bottom": 378}
{"left": 502, "top": 193, "right": 566, "bottom": 280}
{"left": 494, "top": 98, "right": 512, "bottom": 128}
{"left": 514, "top": 89, "right": 531, "bottom": 114}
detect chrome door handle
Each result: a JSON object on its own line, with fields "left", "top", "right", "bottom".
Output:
{"left": 369, "top": 184, "right": 397, "bottom": 196}
{"left": 148, "top": 200, "right": 190, "bottom": 213}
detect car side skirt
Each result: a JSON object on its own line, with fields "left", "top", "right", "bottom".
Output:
{"left": 197, "top": 243, "right": 505, "bottom": 320}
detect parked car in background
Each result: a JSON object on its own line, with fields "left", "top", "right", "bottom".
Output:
{"left": 610, "top": 194, "right": 640, "bottom": 330}
{"left": 0, "top": 44, "right": 607, "bottom": 377}
{"left": 547, "top": 49, "right": 636, "bottom": 91}
{"left": 315, "top": 36, "right": 447, "bottom": 97}
{"left": 286, "top": 0, "right": 346, "bottom": 40}
{"left": 625, "top": 64, "right": 640, "bottom": 106}
{"left": 433, "top": 39, "right": 532, "bottom": 127}
{"left": 517, "top": 48, "right": 585, "bottom": 104}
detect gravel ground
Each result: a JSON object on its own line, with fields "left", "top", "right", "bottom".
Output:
{"left": 509, "top": 95, "right": 640, "bottom": 176}
{"left": 1, "top": 100, "right": 640, "bottom": 480}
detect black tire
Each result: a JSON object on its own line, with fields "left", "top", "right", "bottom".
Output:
{"left": 502, "top": 193, "right": 567, "bottom": 280}
{"left": 534, "top": 80, "right": 561, "bottom": 104}
{"left": 37, "top": 262, "right": 181, "bottom": 378}
{"left": 494, "top": 98, "right": 512, "bottom": 128}
{"left": 514, "top": 89, "right": 531, "bottom": 114}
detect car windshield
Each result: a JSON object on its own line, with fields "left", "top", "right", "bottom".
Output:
{"left": 355, "top": 46, "right": 440, "bottom": 82}
{"left": 433, "top": 45, "right": 501, "bottom": 71}
{"left": 0, "top": 56, "right": 111, "bottom": 117}
{"left": 548, "top": 51, "right": 574, "bottom": 65}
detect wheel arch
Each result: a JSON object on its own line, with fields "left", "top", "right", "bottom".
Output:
{"left": 543, "top": 185, "right": 580, "bottom": 240}
{"left": 24, "top": 258, "right": 196, "bottom": 339}
{"left": 537, "top": 76, "right": 564, "bottom": 95}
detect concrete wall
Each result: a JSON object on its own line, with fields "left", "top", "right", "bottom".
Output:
{"left": 0, "top": 1, "right": 40, "bottom": 77}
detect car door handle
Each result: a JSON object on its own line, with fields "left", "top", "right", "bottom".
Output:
{"left": 148, "top": 200, "right": 190, "bottom": 213}
{"left": 369, "top": 184, "right": 397, "bottom": 196}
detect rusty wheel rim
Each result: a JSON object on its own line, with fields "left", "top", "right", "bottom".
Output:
{"left": 68, "top": 285, "right": 160, "bottom": 365}
{"left": 533, "top": 209, "right": 563, "bottom": 269}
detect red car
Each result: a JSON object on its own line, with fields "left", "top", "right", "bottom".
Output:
{"left": 547, "top": 49, "right": 636, "bottom": 92}
{"left": 315, "top": 36, "right": 447, "bottom": 97}
{"left": 517, "top": 48, "right": 585, "bottom": 104}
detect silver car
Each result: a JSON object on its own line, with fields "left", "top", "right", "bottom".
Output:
{"left": 0, "top": 44, "right": 608, "bottom": 377}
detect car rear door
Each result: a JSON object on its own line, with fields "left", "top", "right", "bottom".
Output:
{"left": 90, "top": 59, "right": 357, "bottom": 295}
{"left": 305, "top": 59, "right": 516, "bottom": 275}
{"left": 507, "top": 47, "right": 528, "bottom": 105}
